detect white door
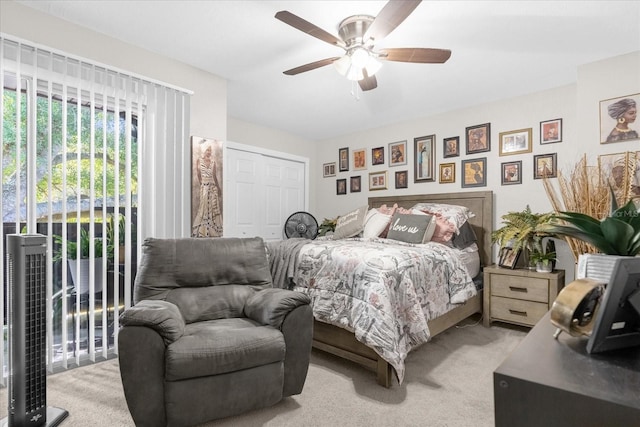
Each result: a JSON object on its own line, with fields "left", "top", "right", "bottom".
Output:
{"left": 225, "top": 145, "right": 307, "bottom": 240}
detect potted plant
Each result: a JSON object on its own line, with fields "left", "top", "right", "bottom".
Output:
{"left": 317, "top": 217, "right": 338, "bottom": 237}
{"left": 529, "top": 239, "right": 557, "bottom": 273}
{"left": 491, "top": 205, "right": 556, "bottom": 268}
{"left": 53, "top": 227, "right": 105, "bottom": 294}
{"left": 106, "top": 213, "right": 134, "bottom": 263}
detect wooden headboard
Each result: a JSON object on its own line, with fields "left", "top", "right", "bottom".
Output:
{"left": 368, "top": 191, "right": 494, "bottom": 268}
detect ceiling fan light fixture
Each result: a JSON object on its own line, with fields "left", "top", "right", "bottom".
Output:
{"left": 364, "top": 55, "right": 382, "bottom": 76}
{"left": 333, "top": 55, "right": 351, "bottom": 76}
{"left": 345, "top": 65, "right": 364, "bottom": 82}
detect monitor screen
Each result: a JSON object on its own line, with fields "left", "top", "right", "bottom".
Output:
{"left": 587, "top": 257, "right": 640, "bottom": 354}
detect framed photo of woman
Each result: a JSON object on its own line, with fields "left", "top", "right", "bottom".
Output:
{"left": 533, "top": 153, "right": 557, "bottom": 179}
{"left": 461, "top": 157, "right": 487, "bottom": 188}
{"left": 414, "top": 135, "right": 435, "bottom": 182}
{"left": 388, "top": 140, "right": 407, "bottom": 166}
{"left": 540, "top": 118, "right": 562, "bottom": 144}
{"left": 443, "top": 136, "right": 460, "bottom": 158}
{"left": 465, "top": 123, "right": 491, "bottom": 154}
{"left": 499, "top": 247, "right": 520, "bottom": 269}
{"left": 501, "top": 160, "right": 522, "bottom": 185}
{"left": 599, "top": 93, "right": 640, "bottom": 144}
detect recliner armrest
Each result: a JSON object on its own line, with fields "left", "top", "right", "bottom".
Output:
{"left": 119, "top": 299, "right": 185, "bottom": 344}
{"left": 244, "top": 288, "right": 311, "bottom": 329}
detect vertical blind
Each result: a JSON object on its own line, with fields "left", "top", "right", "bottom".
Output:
{"left": 0, "top": 35, "right": 192, "bottom": 379}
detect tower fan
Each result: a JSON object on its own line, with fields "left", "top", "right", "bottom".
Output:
{"left": 284, "top": 212, "right": 319, "bottom": 239}
{"left": 2, "top": 234, "right": 68, "bottom": 427}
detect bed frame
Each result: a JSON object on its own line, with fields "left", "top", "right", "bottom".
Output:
{"left": 312, "top": 190, "right": 494, "bottom": 387}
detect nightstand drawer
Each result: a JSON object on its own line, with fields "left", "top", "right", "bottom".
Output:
{"left": 491, "top": 296, "right": 548, "bottom": 326}
{"left": 490, "top": 274, "right": 549, "bottom": 303}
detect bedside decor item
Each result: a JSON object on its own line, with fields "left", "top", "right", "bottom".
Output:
{"left": 443, "top": 136, "right": 460, "bottom": 158}
{"left": 540, "top": 118, "right": 562, "bottom": 144}
{"left": 533, "top": 153, "right": 557, "bottom": 179}
{"left": 353, "top": 148, "right": 366, "bottom": 170}
{"left": 395, "top": 170, "right": 408, "bottom": 189}
{"left": 599, "top": 93, "right": 639, "bottom": 143}
{"left": 388, "top": 140, "right": 407, "bottom": 166}
{"left": 461, "top": 157, "right": 486, "bottom": 188}
{"left": 530, "top": 239, "right": 556, "bottom": 273}
{"left": 339, "top": 147, "right": 349, "bottom": 171}
{"left": 414, "top": 134, "right": 435, "bottom": 182}
{"left": 336, "top": 178, "right": 347, "bottom": 195}
{"left": 369, "top": 170, "right": 387, "bottom": 190}
{"left": 372, "top": 146, "right": 385, "bottom": 165}
{"left": 323, "top": 162, "right": 336, "bottom": 177}
{"left": 439, "top": 163, "right": 455, "bottom": 183}
{"left": 501, "top": 160, "right": 522, "bottom": 185}
{"left": 499, "top": 128, "right": 532, "bottom": 156}
{"left": 350, "top": 175, "right": 361, "bottom": 192}
{"left": 498, "top": 247, "right": 520, "bottom": 269}
{"left": 465, "top": 123, "right": 490, "bottom": 154}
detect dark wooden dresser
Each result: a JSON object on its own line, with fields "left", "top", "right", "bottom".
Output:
{"left": 494, "top": 312, "right": 640, "bottom": 427}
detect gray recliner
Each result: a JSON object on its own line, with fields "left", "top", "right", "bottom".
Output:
{"left": 117, "top": 237, "right": 313, "bottom": 427}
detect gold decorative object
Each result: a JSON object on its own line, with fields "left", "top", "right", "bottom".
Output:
{"left": 550, "top": 278, "right": 605, "bottom": 339}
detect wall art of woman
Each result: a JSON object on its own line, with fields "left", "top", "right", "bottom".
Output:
{"left": 192, "top": 141, "right": 223, "bottom": 237}
{"left": 605, "top": 98, "right": 638, "bottom": 143}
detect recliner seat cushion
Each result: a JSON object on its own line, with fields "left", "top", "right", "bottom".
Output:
{"left": 165, "top": 318, "right": 285, "bottom": 382}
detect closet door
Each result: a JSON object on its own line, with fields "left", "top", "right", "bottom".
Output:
{"left": 225, "top": 147, "right": 306, "bottom": 240}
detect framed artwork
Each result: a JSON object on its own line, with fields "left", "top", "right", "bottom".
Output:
{"left": 388, "top": 140, "right": 407, "bottom": 166}
{"left": 372, "top": 146, "right": 385, "bottom": 165}
{"left": 598, "top": 151, "right": 640, "bottom": 196}
{"left": 461, "top": 157, "right": 487, "bottom": 188}
{"left": 439, "top": 162, "right": 455, "bottom": 183}
{"left": 465, "top": 123, "right": 491, "bottom": 154}
{"left": 191, "top": 136, "right": 224, "bottom": 237}
{"left": 540, "top": 118, "right": 563, "bottom": 144}
{"left": 395, "top": 170, "right": 408, "bottom": 189}
{"left": 336, "top": 178, "right": 347, "bottom": 195}
{"left": 414, "top": 134, "right": 435, "bottom": 182}
{"left": 443, "top": 136, "right": 460, "bottom": 158}
{"left": 501, "top": 160, "right": 522, "bottom": 185}
{"left": 323, "top": 162, "right": 336, "bottom": 178}
{"left": 599, "top": 93, "right": 640, "bottom": 144}
{"left": 353, "top": 148, "right": 367, "bottom": 171}
{"left": 338, "top": 147, "right": 349, "bottom": 172}
{"left": 499, "top": 247, "right": 520, "bottom": 269}
{"left": 350, "top": 175, "right": 361, "bottom": 193}
{"left": 533, "top": 153, "right": 558, "bottom": 179}
{"left": 369, "top": 171, "right": 387, "bottom": 190}
{"left": 499, "top": 128, "right": 532, "bottom": 156}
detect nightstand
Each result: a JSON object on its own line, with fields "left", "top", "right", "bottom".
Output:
{"left": 483, "top": 265, "right": 565, "bottom": 327}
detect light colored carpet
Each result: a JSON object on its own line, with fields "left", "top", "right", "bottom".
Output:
{"left": 0, "top": 318, "right": 526, "bottom": 427}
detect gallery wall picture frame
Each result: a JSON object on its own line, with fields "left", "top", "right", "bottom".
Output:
{"left": 191, "top": 136, "right": 224, "bottom": 238}
{"left": 533, "top": 153, "right": 558, "bottom": 179}
{"left": 350, "top": 175, "right": 362, "bottom": 193}
{"left": 599, "top": 93, "right": 640, "bottom": 144}
{"left": 597, "top": 151, "right": 640, "bottom": 196}
{"left": 499, "top": 128, "right": 533, "bottom": 156}
{"left": 540, "top": 118, "right": 563, "bottom": 144}
{"left": 439, "top": 162, "right": 455, "bottom": 183}
{"left": 465, "top": 123, "right": 491, "bottom": 154}
{"left": 414, "top": 134, "right": 436, "bottom": 182}
{"left": 501, "top": 160, "right": 522, "bottom": 185}
{"left": 372, "top": 146, "right": 385, "bottom": 165}
{"left": 339, "top": 147, "right": 349, "bottom": 172}
{"left": 461, "top": 157, "right": 487, "bottom": 188}
{"left": 323, "top": 162, "right": 336, "bottom": 178}
{"left": 498, "top": 247, "right": 521, "bottom": 269}
{"left": 336, "top": 178, "right": 347, "bottom": 195}
{"left": 388, "top": 140, "right": 407, "bottom": 166}
{"left": 353, "top": 148, "right": 367, "bottom": 171}
{"left": 395, "top": 170, "right": 408, "bottom": 189}
{"left": 369, "top": 170, "right": 388, "bottom": 190}
{"left": 443, "top": 136, "right": 460, "bottom": 158}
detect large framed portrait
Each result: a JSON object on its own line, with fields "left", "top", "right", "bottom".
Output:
{"left": 501, "top": 160, "right": 522, "bottom": 185}
{"left": 599, "top": 93, "right": 640, "bottom": 144}
{"left": 414, "top": 134, "right": 435, "bottom": 182}
{"left": 443, "top": 136, "right": 460, "bottom": 158}
{"left": 540, "top": 118, "right": 562, "bottom": 144}
{"left": 388, "top": 140, "right": 407, "bottom": 166}
{"left": 533, "top": 153, "right": 557, "bottom": 179}
{"left": 461, "top": 157, "right": 487, "bottom": 188}
{"left": 499, "top": 128, "right": 532, "bottom": 156}
{"left": 352, "top": 148, "right": 367, "bottom": 171}
{"left": 598, "top": 151, "right": 640, "bottom": 198}
{"left": 465, "top": 123, "right": 491, "bottom": 154}
{"left": 191, "top": 136, "right": 223, "bottom": 238}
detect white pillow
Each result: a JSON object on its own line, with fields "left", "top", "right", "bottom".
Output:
{"left": 411, "top": 202, "right": 475, "bottom": 231}
{"left": 333, "top": 205, "right": 369, "bottom": 239}
{"left": 363, "top": 209, "right": 392, "bottom": 238}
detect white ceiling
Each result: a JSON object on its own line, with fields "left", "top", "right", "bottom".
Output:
{"left": 16, "top": 0, "right": 640, "bottom": 141}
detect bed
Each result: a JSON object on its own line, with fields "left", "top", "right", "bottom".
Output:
{"left": 268, "top": 190, "right": 493, "bottom": 387}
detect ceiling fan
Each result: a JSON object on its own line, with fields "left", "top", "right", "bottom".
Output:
{"left": 275, "top": 0, "right": 451, "bottom": 92}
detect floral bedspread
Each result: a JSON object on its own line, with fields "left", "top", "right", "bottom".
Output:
{"left": 289, "top": 237, "right": 476, "bottom": 384}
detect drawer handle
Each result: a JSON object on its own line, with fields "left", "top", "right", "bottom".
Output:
{"left": 509, "top": 309, "right": 528, "bottom": 317}
{"left": 509, "top": 286, "right": 528, "bottom": 293}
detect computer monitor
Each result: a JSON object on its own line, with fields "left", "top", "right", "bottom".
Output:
{"left": 587, "top": 257, "right": 640, "bottom": 354}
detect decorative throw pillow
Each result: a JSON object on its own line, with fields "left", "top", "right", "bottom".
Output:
{"left": 333, "top": 205, "right": 369, "bottom": 239}
{"left": 386, "top": 213, "right": 437, "bottom": 244}
{"left": 363, "top": 209, "right": 392, "bottom": 238}
{"left": 451, "top": 222, "right": 478, "bottom": 249}
{"left": 418, "top": 210, "right": 456, "bottom": 243}
{"left": 411, "top": 202, "right": 475, "bottom": 232}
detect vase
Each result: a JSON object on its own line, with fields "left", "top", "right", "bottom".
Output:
{"left": 68, "top": 258, "right": 104, "bottom": 295}
{"left": 536, "top": 262, "right": 552, "bottom": 273}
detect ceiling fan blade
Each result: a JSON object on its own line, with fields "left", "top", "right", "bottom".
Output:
{"left": 283, "top": 57, "right": 342, "bottom": 76}
{"left": 275, "top": 11, "right": 345, "bottom": 48}
{"left": 363, "top": 0, "right": 422, "bottom": 43}
{"left": 358, "top": 71, "right": 377, "bottom": 91}
{"left": 379, "top": 48, "right": 451, "bottom": 63}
